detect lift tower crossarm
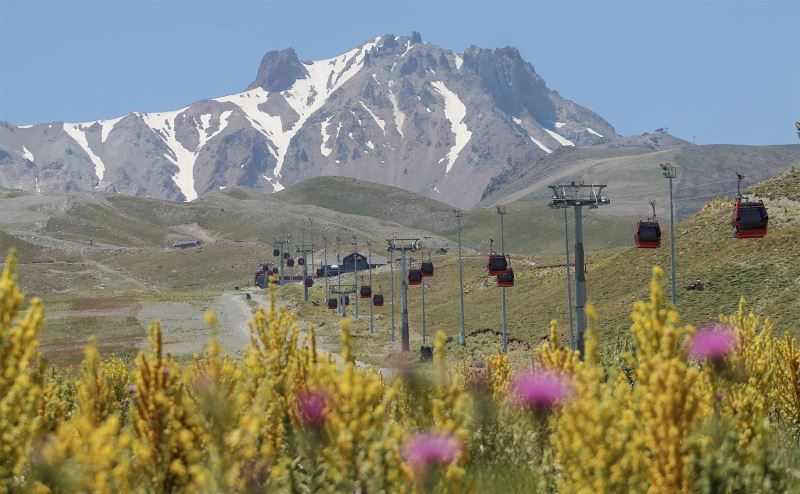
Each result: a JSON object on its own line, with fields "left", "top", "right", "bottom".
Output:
{"left": 387, "top": 238, "right": 420, "bottom": 352}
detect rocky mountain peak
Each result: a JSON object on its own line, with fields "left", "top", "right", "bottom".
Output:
{"left": 463, "top": 45, "right": 555, "bottom": 125}
{"left": 1, "top": 34, "right": 621, "bottom": 208}
{"left": 247, "top": 47, "right": 308, "bottom": 92}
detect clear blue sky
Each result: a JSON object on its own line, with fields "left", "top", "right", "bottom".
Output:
{"left": 1, "top": 0, "right": 797, "bottom": 145}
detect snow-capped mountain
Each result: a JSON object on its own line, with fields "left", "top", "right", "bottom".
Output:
{"left": 0, "top": 32, "right": 616, "bottom": 208}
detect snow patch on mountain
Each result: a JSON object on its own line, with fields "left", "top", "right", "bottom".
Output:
{"left": 530, "top": 136, "right": 553, "bottom": 153}
{"left": 555, "top": 122, "right": 566, "bottom": 129}
{"left": 431, "top": 81, "right": 472, "bottom": 174}
{"left": 17, "top": 124, "right": 33, "bottom": 129}
{"left": 513, "top": 117, "right": 553, "bottom": 154}
{"left": 359, "top": 101, "right": 386, "bottom": 135}
{"left": 98, "top": 116, "right": 124, "bottom": 142}
{"left": 140, "top": 109, "right": 198, "bottom": 200}
{"left": 216, "top": 37, "right": 381, "bottom": 189}
{"left": 215, "top": 89, "right": 282, "bottom": 156}
{"left": 63, "top": 123, "right": 107, "bottom": 184}
{"left": 139, "top": 108, "right": 231, "bottom": 201}
{"left": 400, "top": 41, "right": 414, "bottom": 58}
{"left": 544, "top": 128, "right": 575, "bottom": 147}
{"left": 22, "top": 146, "right": 34, "bottom": 162}
{"left": 586, "top": 127, "right": 603, "bottom": 137}
{"left": 320, "top": 116, "right": 333, "bottom": 157}
{"left": 454, "top": 55, "right": 463, "bottom": 70}
{"left": 387, "top": 91, "right": 405, "bottom": 138}
{"left": 199, "top": 111, "right": 233, "bottom": 148}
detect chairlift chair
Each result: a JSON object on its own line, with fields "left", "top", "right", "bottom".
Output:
{"left": 732, "top": 174, "right": 768, "bottom": 239}
{"left": 635, "top": 201, "right": 662, "bottom": 248}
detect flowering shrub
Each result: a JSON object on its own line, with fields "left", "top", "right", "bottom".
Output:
{"left": 689, "top": 324, "right": 738, "bottom": 361}
{"left": 1, "top": 252, "right": 799, "bottom": 492}
{"left": 510, "top": 370, "right": 572, "bottom": 412}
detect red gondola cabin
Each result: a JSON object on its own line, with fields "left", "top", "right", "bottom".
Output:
{"left": 732, "top": 199, "right": 768, "bottom": 239}
{"left": 487, "top": 254, "right": 507, "bottom": 276}
{"left": 360, "top": 285, "right": 372, "bottom": 299}
{"left": 634, "top": 220, "right": 661, "bottom": 248}
{"left": 497, "top": 268, "right": 515, "bottom": 288}
{"left": 421, "top": 261, "right": 434, "bottom": 277}
{"left": 408, "top": 269, "right": 423, "bottom": 286}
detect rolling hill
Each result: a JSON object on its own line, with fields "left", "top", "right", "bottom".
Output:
{"left": 480, "top": 140, "right": 800, "bottom": 220}
{"left": 1, "top": 167, "right": 797, "bottom": 366}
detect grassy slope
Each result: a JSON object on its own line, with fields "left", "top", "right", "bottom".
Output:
{"left": 4, "top": 168, "right": 798, "bottom": 366}
{"left": 482, "top": 144, "right": 800, "bottom": 219}
{"left": 274, "top": 177, "right": 634, "bottom": 255}
{"left": 281, "top": 167, "right": 800, "bottom": 364}
{"left": 274, "top": 176, "right": 456, "bottom": 232}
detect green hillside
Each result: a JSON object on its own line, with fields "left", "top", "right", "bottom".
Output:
{"left": 274, "top": 176, "right": 456, "bottom": 232}
{"left": 283, "top": 166, "right": 800, "bottom": 364}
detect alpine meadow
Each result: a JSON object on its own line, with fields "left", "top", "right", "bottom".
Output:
{"left": 2, "top": 0, "right": 800, "bottom": 492}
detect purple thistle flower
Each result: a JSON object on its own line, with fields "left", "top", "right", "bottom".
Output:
{"left": 296, "top": 389, "right": 328, "bottom": 426}
{"left": 510, "top": 370, "right": 572, "bottom": 411}
{"left": 127, "top": 384, "right": 137, "bottom": 394}
{"left": 689, "top": 325, "right": 737, "bottom": 361}
{"left": 403, "top": 432, "right": 461, "bottom": 473}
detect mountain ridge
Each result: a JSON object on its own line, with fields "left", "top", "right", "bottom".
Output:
{"left": 0, "top": 33, "right": 615, "bottom": 208}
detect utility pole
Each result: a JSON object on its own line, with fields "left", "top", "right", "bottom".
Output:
{"left": 352, "top": 235, "right": 359, "bottom": 321}
{"left": 309, "top": 218, "right": 315, "bottom": 273}
{"left": 496, "top": 205, "right": 508, "bottom": 354}
{"left": 367, "top": 240, "right": 374, "bottom": 334}
{"left": 548, "top": 183, "right": 610, "bottom": 358}
{"left": 387, "top": 238, "right": 420, "bottom": 352}
{"left": 297, "top": 241, "right": 314, "bottom": 302}
{"left": 563, "top": 207, "right": 575, "bottom": 350}
{"left": 323, "top": 236, "right": 329, "bottom": 303}
{"left": 388, "top": 250, "right": 396, "bottom": 342}
{"left": 421, "top": 237, "right": 430, "bottom": 346}
{"left": 336, "top": 236, "right": 343, "bottom": 316}
{"left": 454, "top": 210, "right": 466, "bottom": 346}
{"left": 287, "top": 235, "right": 294, "bottom": 282}
{"left": 275, "top": 238, "right": 291, "bottom": 286}
{"left": 661, "top": 163, "right": 678, "bottom": 305}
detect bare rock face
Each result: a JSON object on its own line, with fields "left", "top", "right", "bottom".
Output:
{"left": 0, "top": 33, "right": 621, "bottom": 208}
{"left": 247, "top": 48, "right": 309, "bottom": 92}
